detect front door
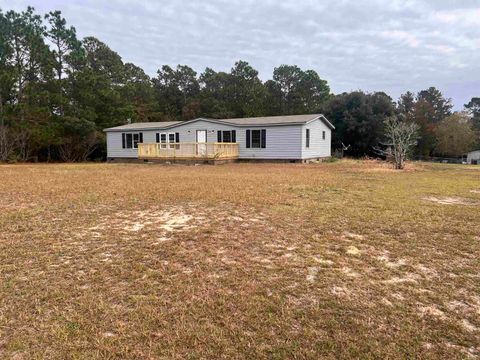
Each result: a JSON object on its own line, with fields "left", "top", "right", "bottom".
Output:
{"left": 196, "top": 130, "right": 207, "bottom": 156}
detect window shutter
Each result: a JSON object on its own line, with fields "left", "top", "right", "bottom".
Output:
{"left": 217, "top": 131, "right": 222, "bottom": 143}
{"left": 156, "top": 133, "right": 159, "bottom": 143}
{"left": 232, "top": 130, "right": 236, "bottom": 143}
{"left": 139, "top": 133, "right": 143, "bottom": 143}
{"left": 175, "top": 132, "right": 180, "bottom": 143}
{"left": 122, "top": 133, "right": 126, "bottom": 148}
{"left": 261, "top": 129, "right": 266, "bottom": 148}
{"left": 306, "top": 129, "right": 310, "bottom": 148}
{"left": 246, "top": 130, "right": 251, "bottom": 148}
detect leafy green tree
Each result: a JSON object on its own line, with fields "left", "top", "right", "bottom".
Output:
{"left": 263, "top": 80, "right": 283, "bottom": 116}
{"left": 271, "top": 65, "right": 330, "bottom": 115}
{"left": 435, "top": 113, "right": 477, "bottom": 156}
{"left": 228, "top": 60, "right": 266, "bottom": 117}
{"left": 120, "top": 63, "right": 161, "bottom": 122}
{"left": 465, "top": 97, "right": 480, "bottom": 132}
{"left": 272, "top": 65, "right": 303, "bottom": 114}
{"left": 83, "top": 36, "right": 124, "bottom": 84}
{"left": 198, "top": 67, "right": 236, "bottom": 118}
{"left": 322, "top": 91, "right": 395, "bottom": 156}
{"left": 45, "top": 11, "right": 83, "bottom": 81}
{"left": 397, "top": 91, "right": 416, "bottom": 120}
{"left": 397, "top": 87, "right": 453, "bottom": 156}
{"left": 0, "top": 12, "right": 15, "bottom": 161}
{"left": 44, "top": 10, "right": 84, "bottom": 117}
{"left": 71, "top": 37, "right": 132, "bottom": 131}
{"left": 3, "top": 7, "right": 53, "bottom": 160}
{"left": 417, "top": 87, "right": 452, "bottom": 124}
{"left": 0, "top": 10, "right": 14, "bottom": 127}
{"left": 413, "top": 99, "right": 437, "bottom": 157}
{"left": 297, "top": 69, "right": 331, "bottom": 112}
{"left": 153, "top": 64, "right": 199, "bottom": 120}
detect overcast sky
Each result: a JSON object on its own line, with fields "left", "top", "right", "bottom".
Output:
{"left": 2, "top": 0, "right": 479, "bottom": 109}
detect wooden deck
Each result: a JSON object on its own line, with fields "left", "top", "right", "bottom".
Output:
{"left": 138, "top": 143, "right": 239, "bottom": 160}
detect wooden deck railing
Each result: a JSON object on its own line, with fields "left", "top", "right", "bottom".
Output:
{"left": 138, "top": 142, "right": 239, "bottom": 160}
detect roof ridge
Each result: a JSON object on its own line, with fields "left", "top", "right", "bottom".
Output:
{"left": 104, "top": 114, "right": 333, "bottom": 131}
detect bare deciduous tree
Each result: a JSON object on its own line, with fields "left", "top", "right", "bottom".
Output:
{"left": 376, "top": 116, "right": 419, "bottom": 169}
{"left": 0, "top": 125, "right": 15, "bottom": 161}
{"left": 58, "top": 132, "right": 97, "bottom": 162}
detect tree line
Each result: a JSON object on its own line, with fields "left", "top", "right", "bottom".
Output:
{"left": 0, "top": 7, "right": 479, "bottom": 162}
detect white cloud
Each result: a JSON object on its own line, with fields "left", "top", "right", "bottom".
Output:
{"left": 380, "top": 30, "right": 420, "bottom": 48}
{"left": 426, "top": 44, "right": 455, "bottom": 55}
{"left": 434, "top": 8, "right": 480, "bottom": 26}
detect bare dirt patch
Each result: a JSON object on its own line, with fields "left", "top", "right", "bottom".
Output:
{"left": 306, "top": 267, "right": 319, "bottom": 283}
{"left": 377, "top": 254, "right": 407, "bottom": 268}
{"left": 88, "top": 206, "right": 199, "bottom": 236}
{"left": 346, "top": 245, "right": 361, "bottom": 255}
{"left": 418, "top": 304, "right": 447, "bottom": 320}
{"left": 342, "top": 232, "right": 365, "bottom": 241}
{"left": 423, "top": 196, "right": 479, "bottom": 206}
{"left": 383, "top": 273, "right": 421, "bottom": 284}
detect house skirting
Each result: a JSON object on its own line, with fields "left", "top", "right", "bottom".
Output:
{"left": 238, "top": 156, "right": 331, "bottom": 164}
{"left": 107, "top": 157, "right": 237, "bottom": 165}
{"left": 107, "top": 156, "right": 331, "bottom": 165}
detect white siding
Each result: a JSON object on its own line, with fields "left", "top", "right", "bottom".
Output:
{"left": 106, "top": 131, "right": 157, "bottom": 158}
{"left": 467, "top": 150, "right": 480, "bottom": 163}
{"left": 300, "top": 119, "right": 332, "bottom": 159}
{"left": 106, "top": 119, "right": 304, "bottom": 160}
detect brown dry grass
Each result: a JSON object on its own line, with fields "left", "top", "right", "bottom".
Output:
{"left": 0, "top": 160, "right": 479, "bottom": 359}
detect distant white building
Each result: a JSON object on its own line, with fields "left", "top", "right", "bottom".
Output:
{"left": 467, "top": 150, "right": 480, "bottom": 165}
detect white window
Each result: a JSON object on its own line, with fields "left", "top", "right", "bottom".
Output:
{"left": 156, "top": 132, "right": 179, "bottom": 148}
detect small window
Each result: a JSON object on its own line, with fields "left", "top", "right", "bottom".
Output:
{"left": 122, "top": 132, "right": 143, "bottom": 149}
{"left": 322, "top": 131, "right": 326, "bottom": 140}
{"left": 160, "top": 133, "right": 167, "bottom": 148}
{"left": 168, "top": 133, "right": 176, "bottom": 149}
{"left": 246, "top": 129, "right": 266, "bottom": 148}
{"left": 157, "top": 132, "right": 179, "bottom": 149}
{"left": 222, "top": 131, "right": 231, "bottom": 143}
{"left": 251, "top": 130, "right": 261, "bottom": 148}
{"left": 217, "top": 130, "right": 236, "bottom": 143}
{"left": 126, "top": 134, "right": 133, "bottom": 149}
{"left": 306, "top": 129, "right": 310, "bottom": 148}
{"left": 133, "top": 133, "right": 140, "bottom": 148}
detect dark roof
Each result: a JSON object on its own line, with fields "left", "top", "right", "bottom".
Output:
{"left": 220, "top": 114, "right": 324, "bottom": 125}
{"left": 104, "top": 114, "right": 334, "bottom": 131}
{"left": 103, "top": 121, "right": 182, "bottom": 131}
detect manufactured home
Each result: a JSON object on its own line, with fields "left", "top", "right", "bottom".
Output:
{"left": 103, "top": 114, "right": 334, "bottom": 163}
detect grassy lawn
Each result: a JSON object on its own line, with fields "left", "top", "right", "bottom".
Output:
{"left": 0, "top": 160, "right": 479, "bottom": 359}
